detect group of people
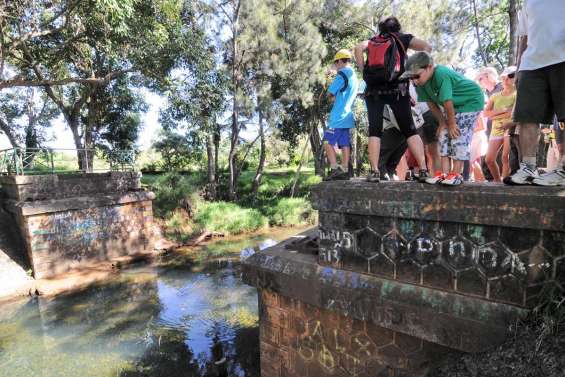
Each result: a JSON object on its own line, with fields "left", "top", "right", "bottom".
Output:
{"left": 323, "top": 0, "right": 565, "bottom": 187}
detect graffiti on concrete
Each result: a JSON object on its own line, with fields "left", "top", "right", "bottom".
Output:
{"left": 318, "top": 229, "right": 353, "bottom": 265}
{"left": 27, "top": 202, "right": 150, "bottom": 266}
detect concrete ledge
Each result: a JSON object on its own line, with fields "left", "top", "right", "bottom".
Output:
{"left": 242, "top": 230, "right": 528, "bottom": 353}
{"left": 311, "top": 180, "right": 565, "bottom": 232}
{"left": 5, "top": 191, "right": 155, "bottom": 216}
{"left": 0, "top": 172, "right": 142, "bottom": 201}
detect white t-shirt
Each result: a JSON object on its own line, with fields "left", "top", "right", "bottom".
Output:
{"left": 517, "top": 0, "right": 565, "bottom": 71}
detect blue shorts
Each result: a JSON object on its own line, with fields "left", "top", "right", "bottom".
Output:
{"left": 323, "top": 128, "right": 351, "bottom": 148}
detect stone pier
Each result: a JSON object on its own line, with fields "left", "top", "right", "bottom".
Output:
{"left": 0, "top": 172, "right": 156, "bottom": 280}
{"left": 242, "top": 181, "right": 565, "bottom": 376}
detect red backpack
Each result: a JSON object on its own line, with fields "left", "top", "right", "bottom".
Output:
{"left": 363, "top": 32, "right": 406, "bottom": 88}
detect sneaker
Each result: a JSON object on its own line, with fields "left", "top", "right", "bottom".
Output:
{"left": 417, "top": 169, "right": 430, "bottom": 183}
{"left": 441, "top": 172, "right": 464, "bottom": 186}
{"left": 323, "top": 166, "right": 349, "bottom": 181}
{"left": 366, "top": 170, "right": 380, "bottom": 183}
{"left": 425, "top": 171, "right": 446, "bottom": 184}
{"left": 503, "top": 163, "right": 538, "bottom": 185}
{"left": 531, "top": 168, "right": 565, "bottom": 186}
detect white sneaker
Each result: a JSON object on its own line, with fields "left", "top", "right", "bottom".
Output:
{"left": 503, "top": 163, "right": 538, "bottom": 185}
{"left": 532, "top": 168, "right": 565, "bottom": 186}
{"left": 425, "top": 171, "right": 446, "bottom": 184}
{"left": 440, "top": 172, "right": 464, "bottom": 186}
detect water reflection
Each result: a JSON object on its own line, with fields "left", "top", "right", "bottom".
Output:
{"left": 0, "top": 229, "right": 296, "bottom": 377}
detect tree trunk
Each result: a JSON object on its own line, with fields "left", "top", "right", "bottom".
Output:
{"left": 214, "top": 125, "right": 220, "bottom": 185}
{"left": 309, "top": 119, "right": 324, "bottom": 176}
{"left": 471, "top": 0, "right": 488, "bottom": 66}
{"left": 206, "top": 130, "right": 217, "bottom": 200}
{"left": 69, "top": 116, "right": 86, "bottom": 171}
{"left": 251, "top": 109, "right": 266, "bottom": 197}
{"left": 228, "top": 111, "right": 239, "bottom": 200}
{"left": 356, "top": 131, "right": 364, "bottom": 176}
{"left": 0, "top": 120, "right": 19, "bottom": 148}
{"left": 508, "top": 0, "right": 518, "bottom": 65}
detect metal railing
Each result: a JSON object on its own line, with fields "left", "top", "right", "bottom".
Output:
{"left": 0, "top": 147, "right": 136, "bottom": 176}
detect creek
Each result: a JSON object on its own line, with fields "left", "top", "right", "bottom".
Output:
{"left": 0, "top": 227, "right": 307, "bottom": 377}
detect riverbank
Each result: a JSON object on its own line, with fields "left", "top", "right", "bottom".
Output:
{"left": 142, "top": 168, "right": 319, "bottom": 243}
{"left": 0, "top": 225, "right": 311, "bottom": 304}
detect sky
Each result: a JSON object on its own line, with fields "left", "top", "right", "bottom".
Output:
{"left": 0, "top": 88, "right": 165, "bottom": 152}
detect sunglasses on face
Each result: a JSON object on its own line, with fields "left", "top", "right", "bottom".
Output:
{"left": 507, "top": 72, "right": 515, "bottom": 79}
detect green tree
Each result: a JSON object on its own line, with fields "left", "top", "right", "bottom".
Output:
{"left": 6, "top": 0, "right": 206, "bottom": 170}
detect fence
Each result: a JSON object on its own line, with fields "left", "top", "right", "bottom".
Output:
{"left": 0, "top": 148, "right": 136, "bottom": 175}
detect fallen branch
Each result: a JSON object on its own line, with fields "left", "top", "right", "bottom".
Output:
{"left": 188, "top": 231, "right": 225, "bottom": 247}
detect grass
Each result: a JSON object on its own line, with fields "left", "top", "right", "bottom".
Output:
{"left": 193, "top": 201, "right": 268, "bottom": 235}
{"left": 143, "top": 167, "right": 319, "bottom": 240}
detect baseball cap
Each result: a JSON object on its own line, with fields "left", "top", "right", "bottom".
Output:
{"left": 501, "top": 65, "right": 517, "bottom": 77}
{"left": 399, "top": 52, "right": 434, "bottom": 80}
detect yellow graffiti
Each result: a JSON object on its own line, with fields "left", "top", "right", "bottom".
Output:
{"left": 353, "top": 333, "right": 375, "bottom": 357}
{"left": 298, "top": 344, "right": 314, "bottom": 361}
{"left": 318, "top": 344, "right": 336, "bottom": 370}
{"left": 334, "top": 329, "right": 346, "bottom": 353}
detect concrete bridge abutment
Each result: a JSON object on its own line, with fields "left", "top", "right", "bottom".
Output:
{"left": 0, "top": 172, "right": 156, "bottom": 281}
{"left": 243, "top": 181, "right": 565, "bottom": 376}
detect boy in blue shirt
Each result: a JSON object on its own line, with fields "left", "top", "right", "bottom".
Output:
{"left": 323, "top": 49, "right": 358, "bottom": 181}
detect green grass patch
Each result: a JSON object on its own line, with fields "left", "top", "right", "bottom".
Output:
{"left": 194, "top": 201, "right": 268, "bottom": 235}
{"left": 267, "top": 198, "right": 316, "bottom": 227}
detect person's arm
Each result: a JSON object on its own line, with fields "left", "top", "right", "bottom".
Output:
{"left": 484, "top": 98, "right": 512, "bottom": 119}
{"left": 354, "top": 40, "right": 369, "bottom": 72}
{"left": 428, "top": 102, "right": 448, "bottom": 137}
{"left": 516, "top": 35, "right": 528, "bottom": 69}
{"left": 408, "top": 37, "right": 432, "bottom": 52}
{"left": 443, "top": 100, "right": 459, "bottom": 138}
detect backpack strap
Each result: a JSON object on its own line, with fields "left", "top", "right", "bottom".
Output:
{"left": 389, "top": 32, "right": 407, "bottom": 56}
{"left": 337, "top": 70, "right": 349, "bottom": 93}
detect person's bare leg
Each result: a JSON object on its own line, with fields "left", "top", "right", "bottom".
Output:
{"left": 452, "top": 160, "right": 464, "bottom": 175}
{"left": 341, "top": 147, "right": 351, "bottom": 171}
{"left": 441, "top": 156, "right": 451, "bottom": 174}
{"left": 324, "top": 143, "right": 338, "bottom": 167}
{"left": 368, "top": 136, "right": 381, "bottom": 172}
{"left": 427, "top": 142, "right": 441, "bottom": 172}
{"left": 406, "top": 134, "right": 427, "bottom": 170}
{"left": 519, "top": 123, "right": 540, "bottom": 167}
{"left": 396, "top": 155, "right": 408, "bottom": 181}
{"left": 472, "top": 160, "right": 485, "bottom": 181}
{"left": 501, "top": 136, "right": 511, "bottom": 178}
{"left": 485, "top": 139, "right": 503, "bottom": 182}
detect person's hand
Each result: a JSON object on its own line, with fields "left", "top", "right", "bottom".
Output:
{"left": 500, "top": 122, "right": 515, "bottom": 130}
{"left": 448, "top": 122, "right": 460, "bottom": 139}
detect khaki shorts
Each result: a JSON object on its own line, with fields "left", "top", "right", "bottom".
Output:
{"left": 513, "top": 61, "right": 565, "bottom": 124}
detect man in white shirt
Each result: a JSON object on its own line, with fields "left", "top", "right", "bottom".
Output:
{"left": 505, "top": 0, "right": 565, "bottom": 186}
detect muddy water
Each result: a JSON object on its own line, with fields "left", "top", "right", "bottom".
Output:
{"left": 0, "top": 227, "right": 308, "bottom": 377}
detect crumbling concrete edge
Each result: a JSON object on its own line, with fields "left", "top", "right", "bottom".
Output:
{"left": 242, "top": 230, "right": 528, "bottom": 353}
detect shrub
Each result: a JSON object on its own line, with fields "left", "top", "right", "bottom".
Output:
{"left": 148, "top": 172, "right": 203, "bottom": 218}
{"left": 194, "top": 201, "right": 268, "bottom": 235}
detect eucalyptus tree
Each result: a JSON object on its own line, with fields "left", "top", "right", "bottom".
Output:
{"left": 4, "top": 0, "right": 207, "bottom": 170}
{"left": 0, "top": 88, "right": 58, "bottom": 150}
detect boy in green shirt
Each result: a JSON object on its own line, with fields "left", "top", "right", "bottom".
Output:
{"left": 400, "top": 52, "right": 484, "bottom": 185}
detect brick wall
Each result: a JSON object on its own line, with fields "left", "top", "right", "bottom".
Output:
{"left": 10, "top": 196, "right": 155, "bottom": 279}
{"left": 259, "top": 289, "right": 448, "bottom": 377}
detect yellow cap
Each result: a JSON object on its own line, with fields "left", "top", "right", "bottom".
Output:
{"left": 334, "top": 49, "right": 352, "bottom": 61}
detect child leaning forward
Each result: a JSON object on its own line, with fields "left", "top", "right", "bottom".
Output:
{"left": 400, "top": 52, "right": 484, "bottom": 185}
